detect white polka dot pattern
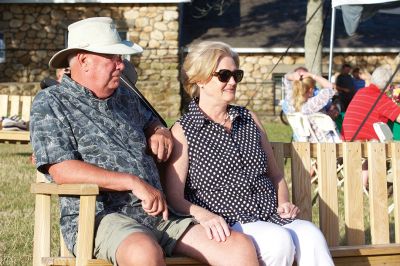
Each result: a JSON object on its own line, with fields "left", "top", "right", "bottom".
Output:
{"left": 179, "top": 98, "right": 293, "bottom": 226}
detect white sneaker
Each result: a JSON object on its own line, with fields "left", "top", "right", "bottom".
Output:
{"left": 1, "top": 115, "right": 28, "bottom": 131}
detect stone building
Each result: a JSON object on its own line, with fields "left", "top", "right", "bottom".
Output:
{"left": 1, "top": 0, "right": 399, "bottom": 120}
{"left": 0, "top": 0, "right": 188, "bottom": 118}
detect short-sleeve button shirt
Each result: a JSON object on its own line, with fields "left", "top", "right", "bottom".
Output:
{"left": 30, "top": 76, "right": 162, "bottom": 253}
{"left": 179, "top": 98, "right": 292, "bottom": 226}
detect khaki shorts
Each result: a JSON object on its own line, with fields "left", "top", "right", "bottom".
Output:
{"left": 93, "top": 212, "right": 195, "bottom": 265}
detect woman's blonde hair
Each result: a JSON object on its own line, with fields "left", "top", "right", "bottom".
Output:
{"left": 292, "top": 77, "right": 316, "bottom": 112}
{"left": 181, "top": 41, "right": 240, "bottom": 98}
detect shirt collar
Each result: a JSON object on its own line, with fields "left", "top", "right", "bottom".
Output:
{"left": 60, "top": 75, "right": 119, "bottom": 102}
{"left": 367, "top": 83, "right": 380, "bottom": 92}
{"left": 188, "top": 97, "right": 242, "bottom": 132}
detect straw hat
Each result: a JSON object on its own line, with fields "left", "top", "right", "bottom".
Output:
{"left": 49, "top": 17, "right": 143, "bottom": 69}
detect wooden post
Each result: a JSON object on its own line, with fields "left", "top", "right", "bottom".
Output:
{"left": 368, "top": 142, "right": 389, "bottom": 244}
{"left": 76, "top": 194, "right": 97, "bottom": 266}
{"left": 343, "top": 142, "right": 365, "bottom": 245}
{"left": 391, "top": 142, "right": 400, "bottom": 243}
{"left": 317, "top": 143, "right": 339, "bottom": 246}
{"left": 291, "top": 142, "right": 312, "bottom": 221}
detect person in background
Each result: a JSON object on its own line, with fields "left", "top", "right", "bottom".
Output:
{"left": 56, "top": 67, "right": 70, "bottom": 82}
{"left": 164, "top": 40, "right": 334, "bottom": 266}
{"left": 342, "top": 65, "right": 400, "bottom": 140}
{"left": 281, "top": 66, "right": 309, "bottom": 114}
{"left": 336, "top": 63, "right": 356, "bottom": 112}
{"left": 40, "top": 68, "right": 70, "bottom": 89}
{"left": 283, "top": 67, "right": 338, "bottom": 117}
{"left": 352, "top": 67, "right": 366, "bottom": 92}
{"left": 30, "top": 17, "right": 258, "bottom": 266}
{"left": 342, "top": 65, "right": 399, "bottom": 188}
{"left": 290, "top": 72, "right": 341, "bottom": 142}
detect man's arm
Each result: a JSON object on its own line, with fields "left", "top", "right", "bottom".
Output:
{"left": 47, "top": 160, "right": 168, "bottom": 220}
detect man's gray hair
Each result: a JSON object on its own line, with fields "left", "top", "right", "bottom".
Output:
{"left": 371, "top": 65, "right": 392, "bottom": 90}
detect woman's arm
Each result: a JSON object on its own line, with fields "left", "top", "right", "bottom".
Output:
{"left": 304, "top": 72, "right": 333, "bottom": 89}
{"left": 301, "top": 72, "right": 336, "bottom": 114}
{"left": 164, "top": 122, "right": 231, "bottom": 242}
{"left": 250, "top": 112, "right": 299, "bottom": 219}
{"left": 302, "top": 87, "right": 335, "bottom": 114}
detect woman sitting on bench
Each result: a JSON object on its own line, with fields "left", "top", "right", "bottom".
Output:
{"left": 164, "top": 41, "right": 334, "bottom": 266}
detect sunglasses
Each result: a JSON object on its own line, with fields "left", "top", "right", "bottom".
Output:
{"left": 212, "top": 69, "right": 244, "bottom": 83}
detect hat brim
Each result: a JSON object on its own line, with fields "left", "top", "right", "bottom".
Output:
{"left": 49, "top": 41, "right": 143, "bottom": 69}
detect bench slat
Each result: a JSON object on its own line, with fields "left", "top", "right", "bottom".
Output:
{"left": 343, "top": 142, "right": 365, "bottom": 245}
{"left": 368, "top": 142, "right": 390, "bottom": 244}
{"left": 391, "top": 143, "right": 400, "bottom": 243}
{"left": 291, "top": 142, "right": 312, "bottom": 221}
{"left": 0, "top": 95, "right": 8, "bottom": 118}
{"left": 317, "top": 143, "right": 339, "bottom": 246}
{"left": 271, "top": 142, "right": 285, "bottom": 177}
{"left": 9, "top": 95, "right": 21, "bottom": 118}
{"left": 21, "top": 95, "right": 32, "bottom": 122}
{"left": 0, "top": 131, "right": 30, "bottom": 142}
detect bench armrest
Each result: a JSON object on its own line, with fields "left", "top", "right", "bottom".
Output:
{"left": 31, "top": 182, "right": 98, "bottom": 266}
{"left": 31, "top": 183, "right": 99, "bottom": 195}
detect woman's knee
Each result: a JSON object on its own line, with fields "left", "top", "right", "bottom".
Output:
{"left": 285, "top": 220, "right": 327, "bottom": 246}
{"left": 257, "top": 227, "right": 296, "bottom": 265}
{"left": 116, "top": 232, "right": 165, "bottom": 266}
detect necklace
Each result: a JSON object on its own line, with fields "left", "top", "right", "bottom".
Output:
{"left": 220, "top": 113, "right": 230, "bottom": 126}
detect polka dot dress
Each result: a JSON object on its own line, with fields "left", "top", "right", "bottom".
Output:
{"left": 179, "top": 98, "right": 293, "bottom": 226}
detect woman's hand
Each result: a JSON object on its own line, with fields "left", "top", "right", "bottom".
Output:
{"left": 195, "top": 209, "right": 231, "bottom": 242}
{"left": 277, "top": 202, "right": 299, "bottom": 219}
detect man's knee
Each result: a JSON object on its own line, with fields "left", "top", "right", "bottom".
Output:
{"left": 116, "top": 232, "right": 165, "bottom": 266}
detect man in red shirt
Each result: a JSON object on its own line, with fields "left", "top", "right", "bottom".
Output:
{"left": 342, "top": 65, "right": 400, "bottom": 141}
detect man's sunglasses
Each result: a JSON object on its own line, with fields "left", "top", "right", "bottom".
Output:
{"left": 212, "top": 69, "right": 244, "bottom": 83}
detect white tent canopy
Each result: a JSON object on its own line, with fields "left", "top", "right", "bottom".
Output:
{"left": 328, "top": 0, "right": 400, "bottom": 80}
{"left": 332, "top": 0, "right": 399, "bottom": 8}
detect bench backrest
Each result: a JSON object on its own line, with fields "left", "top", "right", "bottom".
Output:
{"left": 0, "top": 94, "right": 33, "bottom": 122}
{"left": 271, "top": 142, "right": 400, "bottom": 247}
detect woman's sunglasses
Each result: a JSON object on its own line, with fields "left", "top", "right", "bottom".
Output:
{"left": 212, "top": 69, "right": 244, "bottom": 83}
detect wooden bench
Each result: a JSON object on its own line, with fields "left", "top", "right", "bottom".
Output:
{"left": 31, "top": 142, "right": 400, "bottom": 266}
{"left": 0, "top": 94, "right": 32, "bottom": 144}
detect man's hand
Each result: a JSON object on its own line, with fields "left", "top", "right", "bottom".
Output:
{"left": 277, "top": 202, "right": 299, "bottom": 219}
{"left": 148, "top": 126, "right": 173, "bottom": 162}
{"left": 131, "top": 176, "right": 169, "bottom": 220}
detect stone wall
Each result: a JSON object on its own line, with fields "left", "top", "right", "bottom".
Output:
{"left": 0, "top": 3, "right": 181, "bottom": 118}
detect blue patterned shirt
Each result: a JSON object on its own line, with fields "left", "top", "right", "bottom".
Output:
{"left": 30, "top": 76, "right": 162, "bottom": 253}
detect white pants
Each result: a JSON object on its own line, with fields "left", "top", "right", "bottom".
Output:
{"left": 232, "top": 219, "right": 334, "bottom": 266}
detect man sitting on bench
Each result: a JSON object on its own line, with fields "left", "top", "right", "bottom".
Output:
{"left": 30, "top": 17, "right": 258, "bottom": 266}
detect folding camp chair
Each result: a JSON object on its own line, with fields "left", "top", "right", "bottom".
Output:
{"left": 307, "top": 113, "right": 342, "bottom": 143}
{"left": 286, "top": 112, "right": 344, "bottom": 204}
